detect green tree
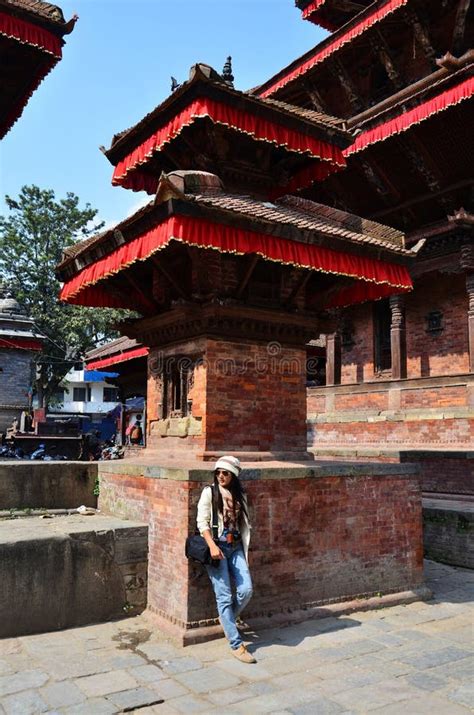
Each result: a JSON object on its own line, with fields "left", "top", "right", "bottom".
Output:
{"left": 0, "top": 185, "right": 129, "bottom": 408}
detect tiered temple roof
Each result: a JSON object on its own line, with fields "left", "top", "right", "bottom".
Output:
{"left": 252, "top": 1, "right": 474, "bottom": 237}
{"left": 103, "top": 63, "right": 352, "bottom": 198}
{"left": 296, "top": 0, "right": 376, "bottom": 32}
{"left": 58, "top": 168, "right": 413, "bottom": 314}
{"left": 0, "top": 0, "right": 76, "bottom": 138}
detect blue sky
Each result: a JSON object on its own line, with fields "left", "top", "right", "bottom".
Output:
{"left": 0, "top": 1, "right": 326, "bottom": 229}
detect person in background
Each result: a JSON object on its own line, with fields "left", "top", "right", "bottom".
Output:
{"left": 130, "top": 418, "right": 143, "bottom": 445}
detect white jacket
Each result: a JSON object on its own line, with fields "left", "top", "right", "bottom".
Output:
{"left": 197, "top": 485, "right": 251, "bottom": 561}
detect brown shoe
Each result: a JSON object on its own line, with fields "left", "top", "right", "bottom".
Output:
{"left": 232, "top": 644, "right": 256, "bottom": 664}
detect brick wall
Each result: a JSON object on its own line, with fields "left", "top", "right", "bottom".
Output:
{"left": 405, "top": 275, "right": 469, "bottom": 378}
{"left": 307, "top": 375, "right": 474, "bottom": 453}
{"left": 147, "top": 338, "right": 308, "bottom": 457}
{"left": 339, "top": 274, "right": 469, "bottom": 384}
{"left": 310, "top": 418, "right": 474, "bottom": 447}
{"left": 0, "top": 348, "right": 34, "bottom": 432}
{"left": 98, "top": 463, "right": 424, "bottom": 637}
{"left": 205, "top": 339, "right": 307, "bottom": 455}
{"left": 334, "top": 391, "right": 388, "bottom": 411}
{"left": 423, "top": 501, "right": 474, "bottom": 569}
{"left": 400, "top": 386, "right": 468, "bottom": 409}
{"left": 340, "top": 304, "right": 373, "bottom": 384}
{"left": 411, "top": 456, "right": 474, "bottom": 495}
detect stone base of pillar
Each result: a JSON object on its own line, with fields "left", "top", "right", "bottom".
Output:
{"left": 98, "top": 459, "right": 427, "bottom": 645}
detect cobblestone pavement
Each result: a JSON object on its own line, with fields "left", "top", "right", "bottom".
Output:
{"left": 1, "top": 560, "right": 473, "bottom": 714}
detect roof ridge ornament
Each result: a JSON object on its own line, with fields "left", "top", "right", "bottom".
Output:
{"left": 222, "top": 56, "right": 234, "bottom": 87}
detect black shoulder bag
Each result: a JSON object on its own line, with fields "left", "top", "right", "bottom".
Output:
{"left": 185, "top": 485, "right": 219, "bottom": 566}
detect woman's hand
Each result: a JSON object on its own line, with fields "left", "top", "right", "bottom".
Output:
{"left": 209, "top": 542, "right": 224, "bottom": 560}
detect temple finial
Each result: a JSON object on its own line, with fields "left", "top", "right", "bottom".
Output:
{"left": 222, "top": 56, "right": 234, "bottom": 87}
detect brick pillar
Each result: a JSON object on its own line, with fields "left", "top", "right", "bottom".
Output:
{"left": 390, "top": 294, "right": 407, "bottom": 380}
{"left": 466, "top": 274, "right": 474, "bottom": 374}
{"left": 326, "top": 332, "right": 341, "bottom": 386}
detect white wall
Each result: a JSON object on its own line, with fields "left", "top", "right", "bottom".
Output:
{"left": 51, "top": 369, "right": 120, "bottom": 415}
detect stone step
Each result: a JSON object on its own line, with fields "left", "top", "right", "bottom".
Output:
{"left": 0, "top": 514, "right": 148, "bottom": 638}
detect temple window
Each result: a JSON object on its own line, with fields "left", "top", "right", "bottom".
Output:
{"left": 373, "top": 299, "right": 392, "bottom": 373}
{"left": 425, "top": 310, "right": 444, "bottom": 334}
{"left": 306, "top": 345, "right": 326, "bottom": 386}
{"left": 162, "top": 358, "right": 190, "bottom": 418}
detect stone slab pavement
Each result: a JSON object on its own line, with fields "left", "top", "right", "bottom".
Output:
{"left": 0, "top": 560, "right": 473, "bottom": 715}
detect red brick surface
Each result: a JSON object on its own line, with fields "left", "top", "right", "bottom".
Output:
{"left": 400, "top": 386, "right": 468, "bottom": 409}
{"left": 147, "top": 338, "right": 308, "bottom": 456}
{"left": 405, "top": 276, "right": 469, "bottom": 378}
{"left": 310, "top": 418, "right": 474, "bottom": 446}
{"left": 99, "top": 468, "right": 424, "bottom": 631}
{"left": 205, "top": 340, "right": 307, "bottom": 454}
{"left": 414, "top": 458, "right": 474, "bottom": 495}
{"left": 334, "top": 392, "right": 388, "bottom": 411}
{"left": 339, "top": 275, "right": 470, "bottom": 383}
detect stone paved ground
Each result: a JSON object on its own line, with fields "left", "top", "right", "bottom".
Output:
{"left": 1, "top": 560, "right": 473, "bottom": 715}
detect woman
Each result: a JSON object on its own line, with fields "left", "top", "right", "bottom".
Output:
{"left": 197, "top": 455, "right": 255, "bottom": 664}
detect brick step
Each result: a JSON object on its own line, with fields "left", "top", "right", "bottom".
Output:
{"left": 0, "top": 514, "right": 148, "bottom": 638}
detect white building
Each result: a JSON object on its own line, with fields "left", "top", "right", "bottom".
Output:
{"left": 51, "top": 367, "right": 120, "bottom": 418}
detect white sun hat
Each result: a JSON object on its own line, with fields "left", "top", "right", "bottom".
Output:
{"left": 214, "top": 455, "right": 241, "bottom": 477}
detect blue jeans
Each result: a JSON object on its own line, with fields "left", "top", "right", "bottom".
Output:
{"left": 206, "top": 542, "right": 253, "bottom": 650}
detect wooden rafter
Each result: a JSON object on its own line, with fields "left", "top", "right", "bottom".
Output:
{"left": 370, "top": 30, "right": 403, "bottom": 90}
{"left": 452, "top": 0, "right": 472, "bottom": 55}
{"left": 123, "top": 271, "right": 159, "bottom": 313}
{"left": 303, "top": 80, "right": 328, "bottom": 113}
{"left": 330, "top": 58, "right": 362, "bottom": 111}
{"left": 370, "top": 178, "right": 474, "bottom": 219}
{"left": 285, "top": 270, "right": 312, "bottom": 308}
{"left": 236, "top": 254, "right": 259, "bottom": 299}
{"left": 150, "top": 255, "right": 189, "bottom": 301}
{"left": 403, "top": 7, "right": 437, "bottom": 66}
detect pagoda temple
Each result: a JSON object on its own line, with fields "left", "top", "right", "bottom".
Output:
{"left": 58, "top": 62, "right": 415, "bottom": 460}
{"left": 254, "top": 0, "right": 474, "bottom": 498}
{"left": 0, "top": 0, "right": 76, "bottom": 139}
{"left": 56, "top": 56, "right": 430, "bottom": 640}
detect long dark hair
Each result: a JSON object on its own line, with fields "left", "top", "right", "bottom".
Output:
{"left": 213, "top": 472, "right": 248, "bottom": 523}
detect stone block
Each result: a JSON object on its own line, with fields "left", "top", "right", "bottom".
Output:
{"left": 75, "top": 669, "right": 139, "bottom": 697}
{"left": 2, "top": 689, "right": 48, "bottom": 715}
{"left": 0, "top": 515, "right": 148, "bottom": 638}
{"left": 167, "top": 417, "right": 190, "bottom": 437}
{"left": 106, "top": 686, "right": 163, "bottom": 710}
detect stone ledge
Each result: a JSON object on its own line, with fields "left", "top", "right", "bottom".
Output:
{"left": 309, "top": 447, "right": 474, "bottom": 460}
{"left": 0, "top": 461, "right": 98, "bottom": 510}
{"left": 308, "top": 407, "right": 474, "bottom": 424}
{"left": 144, "top": 586, "right": 432, "bottom": 646}
{"left": 98, "top": 460, "right": 419, "bottom": 481}
{"left": 0, "top": 514, "right": 148, "bottom": 638}
{"left": 307, "top": 373, "right": 474, "bottom": 396}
